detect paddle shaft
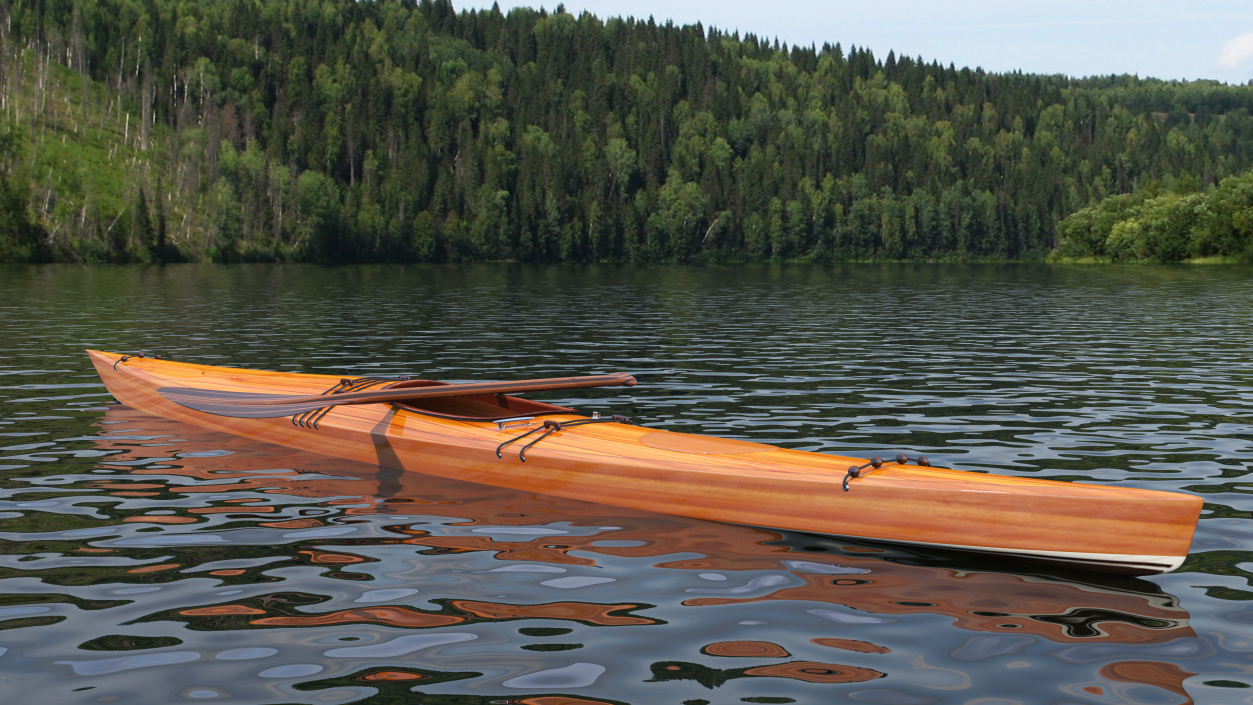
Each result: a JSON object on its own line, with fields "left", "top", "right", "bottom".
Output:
{"left": 158, "top": 373, "right": 637, "bottom": 417}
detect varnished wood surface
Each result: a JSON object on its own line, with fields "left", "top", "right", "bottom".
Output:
{"left": 93, "top": 408, "right": 1198, "bottom": 648}
{"left": 86, "top": 350, "right": 1203, "bottom": 573}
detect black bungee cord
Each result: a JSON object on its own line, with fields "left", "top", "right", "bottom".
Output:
{"left": 496, "top": 415, "right": 636, "bottom": 461}
{"left": 843, "top": 453, "right": 932, "bottom": 491}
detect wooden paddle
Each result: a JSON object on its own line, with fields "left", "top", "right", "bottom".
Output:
{"left": 156, "top": 373, "right": 638, "bottom": 419}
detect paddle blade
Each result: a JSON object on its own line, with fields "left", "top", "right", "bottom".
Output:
{"left": 158, "top": 388, "right": 339, "bottom": 418}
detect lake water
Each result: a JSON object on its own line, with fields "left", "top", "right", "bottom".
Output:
{"left": 1, "top": 263, "right": 1251, "bottom": 705}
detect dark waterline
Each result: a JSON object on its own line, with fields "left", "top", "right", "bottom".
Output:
{"left": 1, "top": 263, "right": 1251, "bottom": 704}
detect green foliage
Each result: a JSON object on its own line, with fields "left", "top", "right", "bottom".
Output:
{"left": 1055, "top": 192, "right": 1150, "bottom": 259}
{"left": 295, "top": 170, "right": 346, "bottom": 261}
{"left": 1200, "top": 172, "right": 1253, "bottom": 257}
{"left": 5, "top": 0, "right": 1253, "bottom": 262}
{"left": 1056, "top": 171, "right": 1253, "bottom": 262}
{"left": 0, "top": 124, "right": 48, "bottom": 262}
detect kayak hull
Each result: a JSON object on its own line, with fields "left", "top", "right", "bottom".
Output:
{"left": 87, "top": 350, "right": 1202, "bottom": 575}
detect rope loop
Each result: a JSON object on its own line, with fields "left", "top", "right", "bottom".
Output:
{"left": 496, "top": 414, "right": 637, "bottom": 462}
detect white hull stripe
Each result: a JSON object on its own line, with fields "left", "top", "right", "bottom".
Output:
{"left": 757, "top": 526, "right": 1185, "bottom": 573}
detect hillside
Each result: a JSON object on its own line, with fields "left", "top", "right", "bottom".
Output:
{"left": 0, "top": 43, "right": 155, "bottom": 262}
{"left": 3, "top": 0, "right": 1253, "bottom": 263}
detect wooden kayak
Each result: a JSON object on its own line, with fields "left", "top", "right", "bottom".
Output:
{"left": 86, "top": 350, "right": 1202, "bottom": 576}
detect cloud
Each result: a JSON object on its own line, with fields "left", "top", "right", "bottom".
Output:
{"left": 1216, "top": 31, "right": 1253, "bottom": 71}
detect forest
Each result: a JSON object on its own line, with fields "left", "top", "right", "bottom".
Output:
{"left": 3, "top": 0, "right": 1253, "bottom": 264}
{"left": 1054, "top": 171, "right": 1253, "bottom": 262}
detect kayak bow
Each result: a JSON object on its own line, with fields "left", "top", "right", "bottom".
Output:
{"left": 87, "top": 350, "right": 1202, "bottom": 575}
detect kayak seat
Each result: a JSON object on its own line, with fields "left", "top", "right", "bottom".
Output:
{"left": 382, "top": 379, "right": 577, "bottom": 422}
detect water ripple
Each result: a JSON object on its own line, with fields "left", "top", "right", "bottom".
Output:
{"left": 1, "top": 263, "right": 1252, "bottom": 703}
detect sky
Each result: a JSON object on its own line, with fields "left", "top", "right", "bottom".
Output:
{"left": 455, "top": 1, "right": 1253, "bottom": 83}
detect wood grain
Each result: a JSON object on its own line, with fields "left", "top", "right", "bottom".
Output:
{"left": 87, "top": 349, "right": 1203, "bottom": 575}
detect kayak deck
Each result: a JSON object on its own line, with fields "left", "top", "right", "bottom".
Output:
{"left": 86, "top": 350, "right": 1202, "bottom": 575}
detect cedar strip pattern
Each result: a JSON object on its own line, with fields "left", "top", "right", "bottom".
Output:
{"left": 86, "top": 404, "right": 1199, "bottom": 674}
{"left": 88, "top": 349, "right": 1203, "bottom": 576}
